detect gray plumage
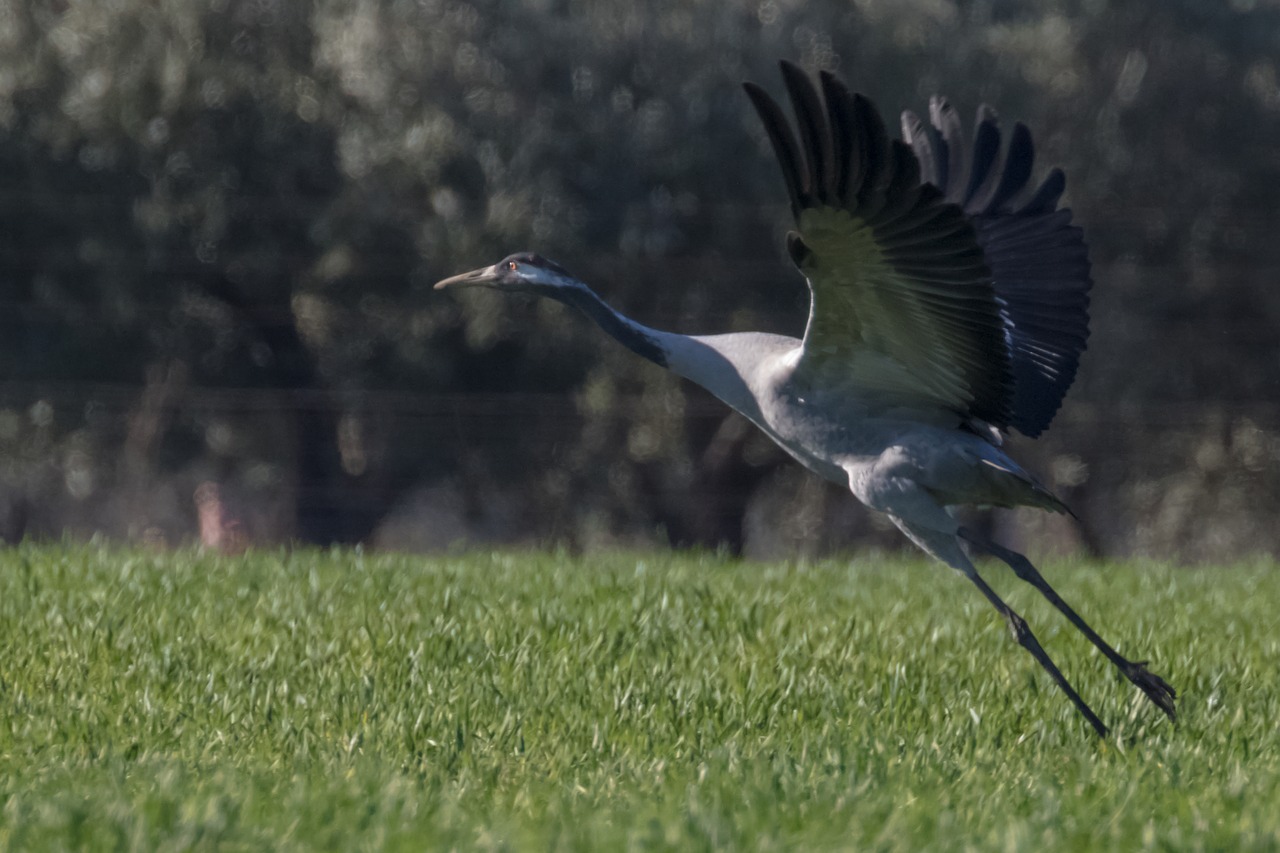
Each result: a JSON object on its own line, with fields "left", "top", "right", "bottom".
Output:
{"left": 435, "top": 62, "right": 1174, "bottom": 737}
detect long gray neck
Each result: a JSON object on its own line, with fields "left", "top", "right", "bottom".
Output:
{"left": 551, "top": 284, "right": 669, "bottom": 367}
{"left": 546, "top": 282, "right": 769, "bottom": 424}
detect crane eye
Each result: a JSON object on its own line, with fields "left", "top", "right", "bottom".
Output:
{"left": 506, "top": 261, "right": 519, "bottom": 271}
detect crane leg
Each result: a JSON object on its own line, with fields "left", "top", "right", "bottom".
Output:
{"left": 891, "top": 518, "right": 1110, "bottom": 737}
{"left": 957, "top": 528, "right": 1177, "bottom": 723}
{"left": 964, "top": 568, "right": 1110, "bottom": 738}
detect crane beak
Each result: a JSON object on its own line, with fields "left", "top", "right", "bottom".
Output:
{"left": 433, "top": 265, "right": 500, "bottom": 290}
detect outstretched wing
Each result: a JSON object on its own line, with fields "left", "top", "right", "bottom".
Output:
{"left": 744, "top": 62, "right": 1014, "bottom": 426}
{"left": 902, "top": 101, "right": 1091, "bottom": 437}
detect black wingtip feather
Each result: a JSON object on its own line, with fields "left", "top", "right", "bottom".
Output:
{"left": 901, "top": 110, "right": 938, "bottom": 187}
{"left": 963, "top": 109, "right": 1002, "bottom": 208}
{"left": 979, "top": 122, "right": 1035, "bottom": 214}
{"left": 820, "top": 71, "right": 855, "bottom": 202}
{"left": 878, "top": 140, "right": 923, "bottom": 223}
{"left": 1019, "top": 168, "right": 1067, "bottom": 216}
{"left": 929, "top": 97, "right": 965, "bottom": 201}
{"left": 851, "top": 93, "right": 891, "bottom": 212}
{"left": 743, "top": 80, "right": 806, "bottom": 217}
{"left": 779, "top": 61, "right": 834, "bottom": 204}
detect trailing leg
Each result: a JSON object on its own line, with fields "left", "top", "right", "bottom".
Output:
{"left": 964, "top": 568, "right": 1110, "bottom": 738}
{"left": 890, "top": 517, "right": 1111, "bottom": 738}
{"left": 959, "top": 527, "right": 1177, "bottom": 722}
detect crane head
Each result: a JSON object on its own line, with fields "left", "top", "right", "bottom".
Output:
{"left": 434, "top": 252, "right": 579, "bottom": 295}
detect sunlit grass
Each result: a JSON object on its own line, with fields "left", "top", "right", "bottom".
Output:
{"left": 0, "top": 544, "right": 1276, "bottom": 849}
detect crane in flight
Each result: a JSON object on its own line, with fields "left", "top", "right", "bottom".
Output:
{"left": 435, "top": 61, "right": 1175, "bottom": 737}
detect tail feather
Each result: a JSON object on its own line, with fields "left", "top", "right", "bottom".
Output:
{"left": 978, "top": 457, "right": 1076, "bottom": 518}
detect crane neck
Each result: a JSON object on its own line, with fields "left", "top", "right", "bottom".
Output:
{"left": 547, "top": 281, "right": 769, "bottom": 423}
{"left": 551, "top": 283, "right": 669, "bottom": 368}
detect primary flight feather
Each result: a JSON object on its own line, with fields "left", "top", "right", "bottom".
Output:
{"left": 436, "top": 61, "right": 1173, "bottom": 737}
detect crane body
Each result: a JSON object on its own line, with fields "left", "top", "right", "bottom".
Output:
{"left": 436, "top": 62, "right": 1176, "bottom": 737}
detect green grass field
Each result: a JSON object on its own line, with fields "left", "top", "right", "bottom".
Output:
{"left": 0, "top": 545, "right": 1277, "bottom": 850}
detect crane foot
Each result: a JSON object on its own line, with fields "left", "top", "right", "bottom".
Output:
{"left": 1120, "top": 659, "right": 1178, "bottom": 721}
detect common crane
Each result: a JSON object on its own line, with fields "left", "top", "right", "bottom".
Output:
{"left": 435, "top": 61, "right": 1176, "bottom": 737}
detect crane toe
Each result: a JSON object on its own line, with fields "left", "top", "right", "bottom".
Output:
{"left": 1121, "top": 660, "right": 1178, "bottom": 721}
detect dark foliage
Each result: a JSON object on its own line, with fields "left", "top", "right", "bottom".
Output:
{"left": 0, "top": 0, "right": 1277, "bottom": 558}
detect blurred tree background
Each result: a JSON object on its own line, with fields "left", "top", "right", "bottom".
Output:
{"left": 0, "top": 0, "right": 1276, "bottom": 560}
